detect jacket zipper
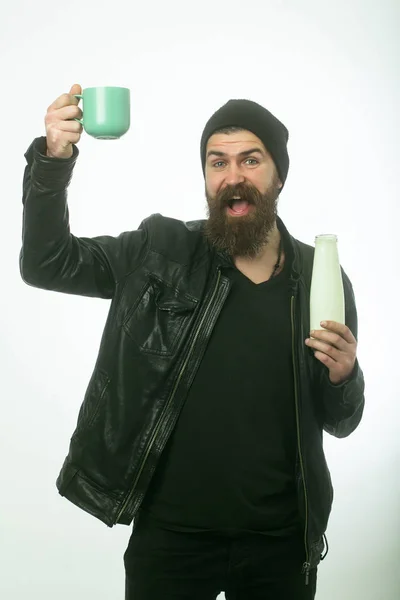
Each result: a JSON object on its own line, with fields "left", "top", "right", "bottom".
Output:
{"left": 114, "top": 269, "right": 222, "bottom": 525}
{"left": 291, "top": 294, "right": 311, "bottom": 585}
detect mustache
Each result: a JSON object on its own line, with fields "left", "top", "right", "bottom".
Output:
{"left": 216, "top": 183, "right": 261, "bottom": 206}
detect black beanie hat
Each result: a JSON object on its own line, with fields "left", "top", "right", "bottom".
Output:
{"left": 200, "top": 99, "right": 289, "bottom": 186}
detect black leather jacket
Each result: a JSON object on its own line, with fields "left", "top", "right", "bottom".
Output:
{"left": 20, "top": 137, "right": 365, "bottom": 581}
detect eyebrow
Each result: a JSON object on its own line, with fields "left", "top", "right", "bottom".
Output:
{"left": 206, "top": 147, "right": 265, "bottom": 160}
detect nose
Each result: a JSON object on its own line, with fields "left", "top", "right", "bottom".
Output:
{"left": 224, "top": 164, "right": 246, "bottom": 187}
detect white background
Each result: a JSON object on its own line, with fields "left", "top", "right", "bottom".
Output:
{"left": 1, "top": 0, "right": 399, "bottom": 598}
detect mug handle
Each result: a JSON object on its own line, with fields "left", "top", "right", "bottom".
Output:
{"left": 73, "top": 94, "right": 83, "bottom": 125}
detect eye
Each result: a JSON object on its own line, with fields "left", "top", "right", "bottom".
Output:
{"left": 211, "top": 158, "right": 259, "bottom": 169}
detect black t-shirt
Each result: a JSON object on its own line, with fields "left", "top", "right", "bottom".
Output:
{"left": 140, "top": 237, "right": 302, "bottom": 538}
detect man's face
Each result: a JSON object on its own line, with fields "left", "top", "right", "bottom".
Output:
{"left": 204, "top": 130, "right": 283, "bottom": 259}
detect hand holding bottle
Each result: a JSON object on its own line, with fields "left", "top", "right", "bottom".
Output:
{"left": 305, "top": 321, "right": 357, "bottom": 385}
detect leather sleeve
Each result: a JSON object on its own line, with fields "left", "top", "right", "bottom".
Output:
{"left": 19, "top": 137, "right": 149, "bottom": 299}
{"left": 318, "top": 269, "right": 366, "bottom": 438}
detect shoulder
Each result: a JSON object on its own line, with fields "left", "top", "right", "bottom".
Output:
{"left": 141, "top": 213, "right": 209, "bottom": 264}
{"left": 293, "top": 237, "right": 315, "bottom": 258}
{"left": 288, "top": 235, "right": 315, "bottom": 282}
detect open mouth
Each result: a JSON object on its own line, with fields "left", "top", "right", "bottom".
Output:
{"left": 227, "top": 198, "right": 252, "bottom": 216}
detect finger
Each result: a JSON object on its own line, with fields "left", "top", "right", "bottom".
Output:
{"left": 47, "top": 90, "right": 80, "bottom": 111}
{"left": 315, "top": 351, "right": 354, "bottom": 385}
{"left": 307, "top": 338, "right": 341, "bottom": 359}
{"left": 54, "top": 131, "right": 81, "bottom": 145}
{"left": 58, "top": 105, "right": 82, "bottom": 120}
{"left": 47, "top": 105, "right": 82, "bottom": 122}
{"left": 320, "top": 321, "right": 356, "bottom": 344}
{"left": 309, "top": 330, "right": 347, "bottom": 351}
{"left": 314, "top": 351, "right": 333, "bottom": 365}
{"left": 69, "top": 83, "right": 82, "bottom": 96}
{"left": 56, "top": 120, "right": 83, "bottom": 134}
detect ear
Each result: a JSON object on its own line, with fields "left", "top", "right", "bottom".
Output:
{"left": 277, "top": 180, "right": 283, "bottom": 189}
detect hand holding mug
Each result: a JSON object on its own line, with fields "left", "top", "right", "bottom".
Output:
{"left": 45, "top": 84, "right": 131, "bottom": 159}
{"left": 45, "top": 84, "right": 83, "bottom": 159}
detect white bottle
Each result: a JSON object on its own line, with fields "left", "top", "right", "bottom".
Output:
{"left": 310, "top": 234, "right": 345, "bottom": 334}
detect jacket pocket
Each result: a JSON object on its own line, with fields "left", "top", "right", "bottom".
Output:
{"left": 73, "top": 368, "right": 111, "bottom": 437}
{"left": 123, "top": 278, "right": 198, "bottom": 357}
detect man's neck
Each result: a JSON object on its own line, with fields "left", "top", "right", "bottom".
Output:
{"left": 235, "top": 223, "right": 282, "bottom": 266}
{"left": 232, "top": 224, "right": 284, "bottom": 283}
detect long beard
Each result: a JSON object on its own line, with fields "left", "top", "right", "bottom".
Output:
{"left": 204, "top": 177, "right": 280, "bottom": 259}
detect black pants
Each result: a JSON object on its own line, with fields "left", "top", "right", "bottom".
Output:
{"left": 124, "top": 513, "right": 317, "bottom": 599}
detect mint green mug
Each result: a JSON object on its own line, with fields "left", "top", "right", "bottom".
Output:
{"left": 74, "top": 86, "right": 130, "bottom": 139}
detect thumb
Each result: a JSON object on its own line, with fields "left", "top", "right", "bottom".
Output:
{"left": 69, "top": 83, "right": 82, "bottom": 96}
